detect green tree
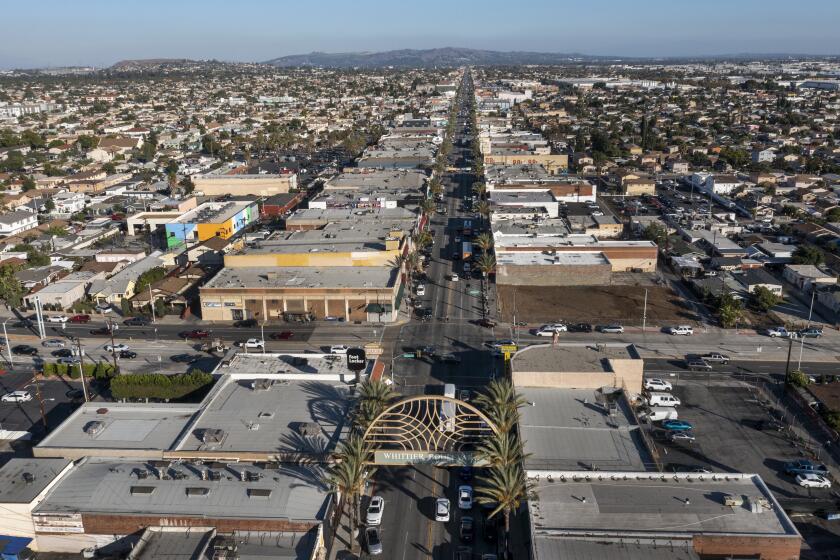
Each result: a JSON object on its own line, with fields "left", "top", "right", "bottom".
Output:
{"left": 642, "top": 222, "right": 667, "bottom": 246}
{"left": 475, "top": 464, "right": 529, "bottom": 557}
{"left": 323, "top": 434, "right": 373, "bottom": 553}
{"left": 354, "top": 379, "right": 399, "bottom": 432}
{"left": 412, "top": 231, "right": 433, "bottom": 251}
{"left": 476, "top": 253, "right": 496, "bottom": 278}
{"left": 0, "top": 264, "right": 24, "bottom": 308}
{"left": 786, "top": 369, "right": 810, "bottom": 388}
{"left": 135, "top": 266, "right": 166, "bottom": 294}
{"left": 419, "top": 198, "right": 436, "bottom": 216}
{"left": 473, "top": 232, "right": 493, "bottom": 254}
{"left": 750, "top": 286, "right": 782, "bottom": 312}
{"left": 717, "top": 292, "right": 743, "bottom": 328}
{"left": 793, "top": 245, "right": 823, "bottom": 266}
{"left": 76, "top": 135, "right": 98, "bottom": 151}
{"left": 21, "top": 176, "right": 36, "bottom": 191}
{"left": 43, "top": 198, "right": 56, "bottom": 213}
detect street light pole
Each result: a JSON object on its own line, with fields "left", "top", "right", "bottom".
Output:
{"left": 2, "top": 318, "right": 13, "bottom": 366}
{"left": 75, "top": 337, "right": 89, "bottom": 403}
{"left": 149, "top": 284, "right": 156, "bottom": 324}
{"left": 797, "top": 289, "right": 817, "bottom": 370}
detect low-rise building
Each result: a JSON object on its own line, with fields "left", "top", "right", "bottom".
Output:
{"left": 192, "top": 171, "right": 297, "bottom": 196}
{"left": 783, "top": 264, "right": 836, "bottom": 292}
{"left": 0, "top": 210, "right": 38, "bottom": 236}
{"left": 165, "top": 200, "right": 258, "bottom": 249}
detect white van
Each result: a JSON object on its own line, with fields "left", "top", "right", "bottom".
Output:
{"left": 444, "top": 384, "right": 456, "bottom": 399}
{"left": 647, "top": 392, "right": 681, "bottom": 407}
{"left": 640, "top": 407, "right": 679, "bottom": 422}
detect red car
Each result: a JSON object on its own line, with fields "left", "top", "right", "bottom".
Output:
{"left": 180, "top": 330, "right": 211, "bottom": 339}
{"left": 270, "top": 331, "right": 294, "bottom": 340}
{"left": 69, "top": 314, "right": 91, "bottom": 323}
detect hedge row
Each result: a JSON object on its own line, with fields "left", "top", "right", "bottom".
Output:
{"left": 110, "top": 370, "right": 214, "bottom": 401}
{"left": 42, "top": 362, "right": 115, "bottom": 380}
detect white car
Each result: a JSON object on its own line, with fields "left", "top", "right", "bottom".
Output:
{"left": 458, "top": 485, "right": 473, "bottom": 510}
{"left": 535, "top": 323, "right": 567, "bottom": 336}
{"left": 795, "top": 473, "right": 832, "bottom": 489}
{"left": 366, "top": 496, "right": 384, "bottom": 526}
{"left": 104, "top": 343, "right": 130, "bottom": 352}
{"left": 42, "top": 339, "right": 66, "bottom": 348}
{"left": 330, "top": 345, "right": 350, "bottom": 355}
{"left": 435, "top": 497, "right": 451, "bottom": 522}
{"left": 416, "top": 285, "right": 426, "bottom": 296}
{"left": 450, "top": 273, "right": 459, "bottom": 282}
{"left": 644, "top": 378, "right": 673, "bottom": 392}
{"left": 46, "top": 315, "right": 68, "bottom": 323}
{"left": 240, "top": 338, "right": 265, "bottom": 349}
{"left": 667, "top": 325, "right": 694, "bottom": 336}
{"left": 1, "top": 391, "right": 32, "bottom": 403}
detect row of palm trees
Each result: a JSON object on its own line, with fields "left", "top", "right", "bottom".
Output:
{"left": 322, "top": 379, "right": 399, "bottom": 553}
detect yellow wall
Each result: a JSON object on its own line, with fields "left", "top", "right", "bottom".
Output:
{"left": 483, "top": 153, "right": 569, "bottom": 174}
{"left": 197, "top": 219, "right": 234, "bottom": 241}
{"left": 224, "top": 249, "right": 400, "bottom": 268}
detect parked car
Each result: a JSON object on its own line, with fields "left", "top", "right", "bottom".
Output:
{"left": 568, "top": 322, "right": 593, "bottom": 333}
{"left": 534, "top": 323, "right": 567, "bottom": 336}
{"left": 641, "top": 407, "right": 679, "bottom": 422}
{"left": 68, "top": 314, "right": 91, "bottom": 324}
{"left": 237, "top": 338, "right": 265, "bottom": 349}
{"left": 269, "top": 331, "right": 294, "bottom": 340}
{"left": 475, "top": 318, "right": 496, "bottom": 328}
{"left": 46, "top": 315, "right": 68, "bottom": 323}
{"left": 798, "top": 328, "right": 823, "bottom": 338}
{"left": 668, "top": 430, "right": 696, "bottom": 443}
{"left": 233, "top": 319, "right": 258, "bottom": 328}
{"left": 662, "top": 419, "right": 694, "bottom": 432}
{"left": 52, "top": 348, "right": 73, "bottom": 358}
{"left": 796, "top": 473, "right": 832, "bottom": 489}
{"left": 459, "top": 516, "right": 474, "bottom": 542}
{"left": 366, "top": 496, "right": 384, "bottom": 526}
{"left": 180, "top": 330, "right": 211, "bottom": 339}
{"left": 687, "top": 359, "right": 713, "bottom": 372}
{"left": 784, "top": 459, "right": 829, "bottom": 476}
{"left": 459, "top": 466, "right": 473, "bottom": 481}
{"left": 170, "top": 353, "right": 201, "bottom": 364}
{"left": 648, "top": 392, "right": 681, "bottom": 407}
{"left": 123, "top": 317, "right": 150, "bottom": 327}
{"left": 41, "top": 339, "right": 65, "bottom": 348}
{"left": 1, "top": 391, "right": 32, "bottom": 403}
{"left": 598, "top": 324, "right": 625, "bottom": 334}
{"left": 699, "top": 352, "right": 730, "bottom": 364}
{"left": 458, "top": 485, "right": 473, "bottom": 510}
{"left": 450, "top": 273, "right": 459, "bottom": 282}
{"left": 104, "top": 344, "right": 130, "bottom": 352}
{"left": 667, "top": 325, "right": 694, "bottom": 336}
{"left": 456, "top": 547, "right": 472, "bottom": 560}
{"left": 89, "top": 327, "right": 111, "bottom": 336}
{"left": 57, "top": 357, "right": 80, "bottom": 365}
{"left": 365, "top": 526, "right": 383, "bottom": 555}
{"left": 435, "top": 497, "right": 450, "bottom": 522}
{"left": 416, "top": 285, "right": 426, "bottom": 296}
{"left": 330, "top": 345, "right": 350, "bottom": 355}
{"left": 765, "top": 326, "right": 797, "bottom": 338}
{"left": 458, "top": 389, "right": 470, "bottom": 402}
{"left": 644, "top": 378, "right": 673, "bottom": 391}
{"left": 118, "top": 350, "right": 137, "bottom": 359}
{"left": 12, "top": 345, "right": 38, "bottom": 356}
{"left": 483, "top": 513, "right": 500, "bottom": 542}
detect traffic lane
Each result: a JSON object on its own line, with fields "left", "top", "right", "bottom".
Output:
{"left": 643, "top": 358, "right": 836, "bottom": 377}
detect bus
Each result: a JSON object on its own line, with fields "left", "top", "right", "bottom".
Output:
{"left": 440, "top": 384, "right": 457, "bottom": 432}
{"left": 462, "top": 219, "right": 473, "bottom": 237}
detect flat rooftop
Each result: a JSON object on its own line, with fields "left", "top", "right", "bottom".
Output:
{"left": 519, "top": 388, "right": 648, "bottom": 471}
{"left": 497, "top": 251, "right": 609, "bottom": 267}
{"left": 37, "top": 403, "right": 200, "bottom": 453}
{"left": 0, "top": 458, "right": 71, "bottom": 503}
{"left": 495, "top": 235, "right": 657, "bottom": 250}
{"left": 512, "top": 344, "right": 638, "bottom": 374}
{"left": 217, "top": 352, "right": 367, "bottom": 379}
{"left": 174, "top": 200, "right": 253, "bottom": 225}
{"left": 35, "top": 457, "right": 329, "bottom": 521}
{"left": 491, "top": 191, "right": 556, "bottom": 204}
{"left": 203, "top": 266, "right": 398, "bottom": 290}
{"left": 534, "top": 539, "right": 700, "bottom": 560}
{"left": 237, "top": 224, "right": 403, "bottom": 254}
{"left": 485, "top": 163, "right": 551, "bottom": 183}
{"left": 173, "top": 374, "right": 351, "bottom": 455}
{"left": 529, "top": 473, "right": 799, "bottom": 537}
{"left": 325, "top": 169, "right": 426, "bottom": 190}
{"left": 286, "top": 207, "right": 417, "bottom": 224}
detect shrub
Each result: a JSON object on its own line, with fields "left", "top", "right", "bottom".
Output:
{"left": 110, "top": 371, "right": 214, "bottom": 401}
{"left": 786, "top": 369, "right": 810, "bottom": 388}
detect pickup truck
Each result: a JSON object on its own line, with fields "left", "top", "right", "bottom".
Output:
{"left": 765, "top": 327, "right": 797, "bottom": 338}
{"left": 699, "top": 352, "right": 730, "bottom": 364}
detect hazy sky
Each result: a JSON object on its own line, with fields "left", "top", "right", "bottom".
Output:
{"left": 1, "top": 0, "right": 838, "bottom": 68}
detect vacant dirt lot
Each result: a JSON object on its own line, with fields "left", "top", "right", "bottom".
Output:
{"left": 808, "top": 382, "right": 840, "bottom": 413}
{"left": 496, "top": 284, "right": 694, "bottom": 325}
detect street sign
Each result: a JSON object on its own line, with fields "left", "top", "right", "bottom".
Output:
{"left": 373, "top": 450, "right": 487, "bottom": 467}
{"left": 468, "top": 289, "right": 480, "bottom": 296}
{"left": 499, "top": 345, "right": 517, "bottom": 354}
{"left": 346, "top": 348, "right": 367, "bottom": 371}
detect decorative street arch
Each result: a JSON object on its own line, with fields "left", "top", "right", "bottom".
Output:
{"left": 363, "top": 396, "right": 498, "bottom": 466}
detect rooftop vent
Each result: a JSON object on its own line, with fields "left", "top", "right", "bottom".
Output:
{"left": 247, "top": 488, "right": 272, "bottom": 499}
{"left": 130, "top": 486, "right": 156, "bottom": 496}
{"left": 83, "top": 420, "right": 105, "bottom": 436}
{"left": 186, "top": 487, "right": 210, "bottom": 497}
{"left": 198, "top": 428, "right": 226, "bottom": 444}
{"left": 22, "top": 472, "right": 34, "bottom": 484}
{"left": 251, "top": 379, "right": 273, "bottom": 391}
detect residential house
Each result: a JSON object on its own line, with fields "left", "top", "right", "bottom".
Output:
{"left": 0, "top": 210, "right": 38, "bottom": 236}
{"left": 87, "top": 251, "right": 165, "bottom": 305}
{"left": 738, "top": 268, "right": 783, "bottom": 296}
{"left": 783, "top": 264, "right": 837, "bottom": 292}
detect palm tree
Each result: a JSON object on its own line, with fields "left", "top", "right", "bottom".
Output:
{"left": 474, "top": 379, "right": 526, "bottom": 418}
{"left": 474, "top": 232, "right": 493, "bottom": 254}
{"left": 404, "top": 250, "right": 422, "bottom": 282}
{"left": 420, "top": 198, "right": 436, "bottom": 217}
{"left": 475, "top": 201, "right": 491, "bottom": 225}
{"left": 428, "top": 178, "right": 443, "bottom": 197}
{"left": 476, "top": 253, "right": 496, "bottom": 278}
{"left": 476, "top": 431, "right": 529, "bottom": 467}
{"left": 323, "top": 434, "right": 374, "bottom": 552}
{"left": 472, "top": 182, "right": 487, "bottom": 199}
{"left": 413, "top": 231, "right": 433, "bottom": 251}
{"left": 354, "top": 379, "right": 399, "bottom": 431}
{"left": 475, "top": 464, "right": 529, "bottom": 557}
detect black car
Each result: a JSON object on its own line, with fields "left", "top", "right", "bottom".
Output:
{"left": 483, "top": 513, "right": 500, "bottom": 542}
{"left": 459, "top": 516, "right": 474, "bottom": 542}
{"left": 233, "top": 319, "right": 258, "bottom": 328}
{"left": 12, "top": 320, "right": 33, "bottom": 328}
{"left": 459, "top": 466, "right": 473, "bottom": 481}
{"left": 123, "top": 317, "right": 149, "bottom": 327}
{"left": 12, "top": 345, "right": 38, "bottom": 356}
{"left": 89, "top": 327, "right": 111, "bottom": 336}
{"left": 52, "top": 348, "right": 73, "bottom": 358}
{"left": 119, "top": 350, "right": 137, "bottom": 359}
{"left": 568, "top": 322, "right": 593, "bottom": 333}
{"left": 170, "top": 353, "right": 200, "bottom": 364}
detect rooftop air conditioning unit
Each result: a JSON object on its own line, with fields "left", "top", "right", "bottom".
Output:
{"left": 298, "top": 422, "right": 321, "bottom": 437}
{"left": 199, "top": 428, "right": 226, "bottom": 444}
{"left": 83, "top": 420, "right": 105, "bottom": 436}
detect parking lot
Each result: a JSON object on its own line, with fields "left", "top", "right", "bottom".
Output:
{"left": 641, "top": 377, "right": 838, "bottom": 510}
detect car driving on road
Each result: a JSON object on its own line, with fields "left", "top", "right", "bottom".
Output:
{"left": 236, "top": 338, "right": 265, "bottom": 349}
{"left": 598, "top": 324, "right": 624, "bottom": 334}
{"left": 12, "top": 345, "right": 38, "bottom": 356}
{"left": 699, "top": 352, "right": 730, "bottom": 364}
{"left": 667, "top": 325, "right": 694, "bottom": 335}
{"left": 435, "top": 497, "right": 450, "bottom": 522}
{"left": 104, "top": 343, "right": 130, "bottom": 352}
{"left": 330, "top": 345, "right": 349, "bottom": 354}
{"left": 458, "top": 485, "right": 473, "bottom": 510}
{"left": 46, "top": 315, "right": 68, "bottom": 323}
{"left": 180, "top": 330, "right": 211, "bottom": 339}
{"left": 366, "top": 496, "right": 384, "bottom": 526}
{"left": 686, "top": 359, "right": 713, "bottom": 372}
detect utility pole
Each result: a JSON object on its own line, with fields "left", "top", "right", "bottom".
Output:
{"left": 797, "top": 289, "right": 816, "bottom": 370}
{"left": 784, "top": 336, "right": 794, "bottom": 377}
{"left": 76, "top": 337, "right": 89, "bottom": 403}
{"left": 32, "top": 371, "right": 47, "bottom": 432}
{"left": 108, "top": 319, "right": 119, "bottom": 373}
{"left": 642, "top": 289, "right": 648, "bottom": 332}
{"left": 2, "top": 318, "right": 12, "bottom": 366}
{"left": 149, "top": 284, "right": 156, "bottom": 323}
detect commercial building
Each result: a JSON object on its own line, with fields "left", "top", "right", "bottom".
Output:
{"left": 483, "top": 152, "right": 569, "bottom": 174}
{"left": 165, "top": 200, "right": 258, "bottom": 249}
{"left": 199, "top": 266, "right": 400, "bottom": 322}
{"left": 192, "top": 171, "right": 297, "bottom": 197}
{"left": 0, "top": 458, "right": 73, "bottom": 547}
{"left": 259, "top": 192, "right": 305, "bottom": 220}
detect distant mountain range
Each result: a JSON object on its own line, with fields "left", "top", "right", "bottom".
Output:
{"left": 262, "top": 47, "right": 610, "bottom": 68}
